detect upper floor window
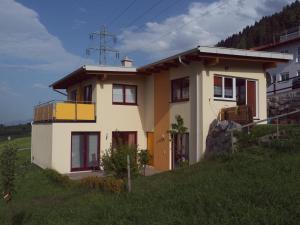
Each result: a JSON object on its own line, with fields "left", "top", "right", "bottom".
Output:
{"left": 171, "top": 77, "right": 189, "bottom": 102}
{"left": 84, "top": 85, "right": 92, "bottom": 102}
{"left": 214, "top": 75, "right": 235, "bottom": 100}
{"left": 69, "top": 90, "right": 77, "bottom": 102}
{"left": 112, "top": 84, "right": 137, "bottom": 105}
{"left": 280, "top": 72, "right": 289, "bottom": 82}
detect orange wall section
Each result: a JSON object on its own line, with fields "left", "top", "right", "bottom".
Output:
{"left": 153, "top": 71, "right": 170, "bottom": 171}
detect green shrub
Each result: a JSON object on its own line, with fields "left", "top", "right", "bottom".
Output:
{"left": 79, "top": 176, "right": 125, "bottom": 193}
{"left": 138, "top": 149, "right": 150, "bottom": 176}
{"left": 0, "top": 143, "right": 18, "bottom": 203}
{"left": 101, "top": 144, "right": 138, "bottom": 179}
{"left": 43, "top": 169, "right": 72, "bottom": 187}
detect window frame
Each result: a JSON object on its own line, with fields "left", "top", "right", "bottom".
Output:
{"left": 171, "top": 77, "right": 190, "bottom": 103}
{"left": 71, "top": 132, "right": 100, "bottom": 172}
{"left": 213, "top": 75, "right": 236, "bottom": 101}
{"left": 280, "top": 72, "right": 289, "bottom": 82}
{"left": 112, "top": 131, "right": 137, "bottom": 148}
{"left": 83, "top": 85, "right": 93, "bottom": 103}
{"left": 112, "top": 84, "right": 138, "bottom": 105}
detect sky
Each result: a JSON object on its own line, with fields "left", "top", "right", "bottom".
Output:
{"left": 0, "top": 0, "right": 294, "bottom": 124}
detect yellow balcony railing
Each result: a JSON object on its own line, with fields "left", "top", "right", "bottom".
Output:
{"left": 34, "top": 101, "right": 96, "bottom": 122}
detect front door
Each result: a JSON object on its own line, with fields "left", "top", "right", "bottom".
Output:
{"left": 147, "top": 132, "right": 154, "bottom": 166}
{"left": 71, "top": 132, "right": 100, "bottom": 171}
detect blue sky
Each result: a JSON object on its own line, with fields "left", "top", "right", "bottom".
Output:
{"left": 0, "top": 0, "right": 294, "bottom": 124}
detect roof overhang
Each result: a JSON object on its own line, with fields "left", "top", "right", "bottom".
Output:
{"left": 50, "top": 65, "right": 139, "bottom": 89}
{"left": 138, "top": 46, "right": 293, "bottom": 73}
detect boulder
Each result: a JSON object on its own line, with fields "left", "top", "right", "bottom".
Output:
{"left": 205, "top": 119, "right": 242, "bottom": 158}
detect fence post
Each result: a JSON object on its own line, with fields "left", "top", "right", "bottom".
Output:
{"left": 127, "top": 154, "right": 131, "bottom": 193}
{"left": 230, "top": 131, "right": 234, "bottom": 152}
{"left": 276, "top": 117, "right": 279, "bottom": 139}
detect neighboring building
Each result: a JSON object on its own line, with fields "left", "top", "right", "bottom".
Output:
{"left": 253, "top": 27, "right": 300, "bottom": 95}
{"left": 31, "top": 46, "right": 291, "bottom": 173}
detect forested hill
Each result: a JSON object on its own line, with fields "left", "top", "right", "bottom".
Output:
{"left": 216, "top": 1, "right": 300, "bottom": 49}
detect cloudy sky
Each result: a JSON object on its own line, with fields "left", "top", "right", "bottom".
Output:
{"left": 0, "top": 0, "right": 294, "bottom": 123}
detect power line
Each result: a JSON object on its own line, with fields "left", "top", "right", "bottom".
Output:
{"left": 133, "top": 0, "right": 186, "bottom": 32}
{"left": 108, "top": 0, "right": 137, "bottom": 26}
{"left": 123, "top": 0, "right": 165, "bottom": 28}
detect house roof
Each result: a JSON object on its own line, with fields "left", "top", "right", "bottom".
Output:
{"left": 51, "top": 46, "right": 293, "bottom": 89}
{"left": 251, "top": 36, "right": 300, "bottom": 51}
{"left": 50, "top": 65, "right": 138, "bottom": 89}
{"left": 138, "top": 46, "right": 293, "bottom": 72}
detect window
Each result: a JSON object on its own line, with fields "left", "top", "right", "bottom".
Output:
{"left": 213, "top": 75, "right": 235, "bottom": 100}
{"left": 112, "top": 131, "right": 137, "bottom": 148}
{"left": 84, "top": 85, "right": 92, "bottom": 102}
{"left": 280, "top": 72, "right": 289, "bottom": 82}
{"left": 71, "top": 132, "right": 100, "bottom": 171}
{"left": 112, "top": 84, "right": 137, "bottom": 105}
{"left": 69, "top": 90, "right": 77, "bottom": 102}
{"left": 171, "top": 77, "right": 189, "bottom": 102}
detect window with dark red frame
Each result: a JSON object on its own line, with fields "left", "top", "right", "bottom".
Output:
{"left": 112, "top": 131, "right": 137, "bottom": 148}
{"left": 71, "top": 132, "right": 100, "bottom": 171}
{"left": 83, "top": 85, "right": 92, "bottom": 102}
{"left": 171, "top": 77, "right": 189, "bottom": 102}
{"left": 112, "top": 84, "right": 137, "bottom": 105}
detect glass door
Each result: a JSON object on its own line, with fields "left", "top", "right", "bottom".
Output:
{"left": 71, "top": 132, "right": 100, "bottom": 171}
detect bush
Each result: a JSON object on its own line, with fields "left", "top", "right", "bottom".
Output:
{"left": 138, "top": 149, "right": 150, "bottom": 176}
{"left": 0, "top": 143, "right": 18, "bottom": 203}
{"left": 43, "top": 169, "right": 72, "bottom": 187}
{"left": 79, "top": 176, "right": 125, "bottom": 193}
{"left": 101, "top": 144, "right": 139, "bottom": 179}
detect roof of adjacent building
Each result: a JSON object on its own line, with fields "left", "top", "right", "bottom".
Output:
{"left": 51, "top": 45, "right": 293, "bottom": 89}
{"left": 251, "top": 36, "right": 300, "bottom": 51}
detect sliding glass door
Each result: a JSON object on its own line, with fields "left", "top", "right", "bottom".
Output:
{"left": 71, "top": 132, "right": 100, "bottom": 171}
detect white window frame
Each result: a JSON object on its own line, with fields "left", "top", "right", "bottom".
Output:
{"left": 214, "top": 76, "right": 236, "bottom": 101}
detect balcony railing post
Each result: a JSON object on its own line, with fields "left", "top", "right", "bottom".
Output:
{"left": 75, "top": 101, "right": 77, "bottom": 121}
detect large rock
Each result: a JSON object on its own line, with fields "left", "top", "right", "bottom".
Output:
{"left": 205, "top": 119, "right": 242, "bottom": 158}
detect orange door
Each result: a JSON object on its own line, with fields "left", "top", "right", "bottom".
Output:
{"left": 147, "top": 132, "right": 154, "bottom": 166}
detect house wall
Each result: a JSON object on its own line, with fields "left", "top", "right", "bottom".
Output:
{"left": 153, "top": 71, "right": 170, "bottom": 171}
{"left": 97, "top": 75, "right": 148, "bottom": 151}
{"left": 266, "top": 41, "right": 300, "bottom": 94}
{"left": 31, "top": 124, "right": 53, "bottom": 169}
{"left": 200, "top": 60, "right": 267, "bottom": 156}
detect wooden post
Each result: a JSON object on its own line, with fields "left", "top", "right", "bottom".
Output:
{"left": 231, "top": 131, "right": 234, "bottom": 153}
{"left": 276, "top": 117, "right": 279, "bottom": 139}
{"left": 127, "top": 154, "right": 131, "bottom": 193}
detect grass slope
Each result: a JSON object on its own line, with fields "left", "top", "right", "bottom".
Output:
{"left": 0, "top": 136, "right": 300, "bottom": 225}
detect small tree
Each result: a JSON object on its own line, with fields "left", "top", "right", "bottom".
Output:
{"left": 168, "top": 115, "right": 188, "bottom": 168}
{"left": 138, "top": 150, "right": 151, "bottom": 176}
{"left": 0, "top": 143, "right": 18, "bottom": 203}
{"left": 101, "top": 144, "right": 139, "bottom": 179}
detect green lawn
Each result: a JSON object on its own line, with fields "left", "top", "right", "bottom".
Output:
{"left": 0, "top": 135, "right": 300, "bottom": 225}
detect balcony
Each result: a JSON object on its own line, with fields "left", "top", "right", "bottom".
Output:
{"left": 34, "top": 100, "right": 96, "bottom": 123}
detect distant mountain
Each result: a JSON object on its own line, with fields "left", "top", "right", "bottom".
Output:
{"left": 217, "top": 1, "right": 300, "bottom": 49}
{"left": 2, "top": 119, "right": 32, "bottom": 126}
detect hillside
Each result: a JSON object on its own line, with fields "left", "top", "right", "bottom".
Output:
{"left": 0, "top": 129, "right": 300, "bottom": 225}
{"left": 217, "top": 1, "right": 300, "bottom": 49}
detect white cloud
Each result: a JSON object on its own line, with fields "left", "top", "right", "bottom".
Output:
{"left": 118, "top": 0, "right": 293, "bottom": 59}
{"left": 0, "top": 0, "right": 91, "bottom": 72}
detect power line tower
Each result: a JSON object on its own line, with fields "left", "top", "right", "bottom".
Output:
{"left": 86, "top": 26, "right": 120, "bottom": 65}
